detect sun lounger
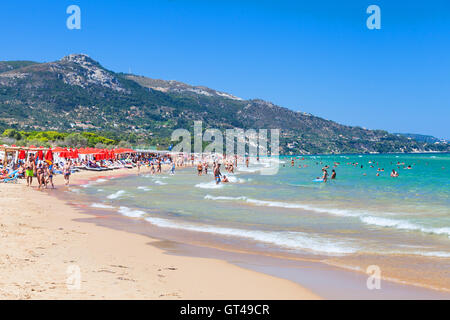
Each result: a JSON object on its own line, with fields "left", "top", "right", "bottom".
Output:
{"left": 1, "top": 172, "right": 19, "bottom": 183}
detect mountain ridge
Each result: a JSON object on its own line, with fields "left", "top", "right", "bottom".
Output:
{"left": 0, "top": 54, "right": 448, "bottom": 154}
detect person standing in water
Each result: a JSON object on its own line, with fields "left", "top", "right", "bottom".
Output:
{"left": 331, "top": 169, "right": 336, "bottom": 180}
{"left": 214, "top": 163, "right": 222, "bottom": 185}
{"left": 322, "top": 169, "right": 328, "bottom": 182}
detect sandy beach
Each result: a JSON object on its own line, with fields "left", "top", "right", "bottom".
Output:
{"left": 0, "top": 167, "right": 319, "bottom": 300}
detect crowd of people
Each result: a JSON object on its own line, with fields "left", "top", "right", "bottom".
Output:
{"left": 284, "top": 156, "right": 419, "bottom": 183}
{"left": 2, "top": 149, "right": 423, "bottom": 191}
{"left": 1, "top": 152, "right": 181, "bottom": 189}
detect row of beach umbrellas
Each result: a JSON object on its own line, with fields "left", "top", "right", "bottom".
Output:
{"left": 14, "top": 147, "right": 136, "bottom": 161}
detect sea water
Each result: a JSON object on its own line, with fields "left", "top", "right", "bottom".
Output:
{"left": 79, "top": 154, "right": 450, "bottom": 289}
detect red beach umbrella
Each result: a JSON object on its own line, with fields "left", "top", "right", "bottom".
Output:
{"left": 45, "top": 148, "right": 53, "bottom": 162}
{"left": 18, "top": 150, "right": 26, "bottom": 160}
{"left": 37, "top": 149, "right": 44, "bottom": 160}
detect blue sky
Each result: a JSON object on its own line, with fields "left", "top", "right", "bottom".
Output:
{"left": 1, "top": 0, "right": 449, "bottom": 139}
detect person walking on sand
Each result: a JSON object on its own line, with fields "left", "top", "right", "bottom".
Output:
{"left": 36, "top": 162, "right": 44, "bottom": 190}
{"left": 25, "top": 156, "right": 35, "bottom": 187}
{"left": 42, "top": 162, "right": 49, "bottom": 189}
{"left": 63, "top": 161, "right": 72, "bottom": 186}
{"left": 46, "top": 162, "right": 55, "bottom": 189}
{"left": 150, "top": 162, "right": 155, "bottom": 175}
{"left": 157, "top": 159, "right": 162, "bottom": 173}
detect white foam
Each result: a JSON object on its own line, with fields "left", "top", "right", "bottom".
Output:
{"left": 118, "top": 206, "right": 146, "bottom": 218}
{"left": 237, "top": 167, "right": 260, "bottom": 173}
{"left": 195, "top": 181, "right": 224, "bottom": 189}
{"left": 413, "top": 251, "right": 450, "bottom": 258}
{"left": 204, "top": 195, "right": 450, "bottom": 238}
{"left": 91, "top": 203, "right": 115, "bottom": 209}
{"left": 204, "top": 195, "right": 247, "bottom": 201}
{"left": 204, "top": 195, "right": 358, "bottom": 216}
{"left": 107, "top": 190, "right": 126, "bottom": 199}
{"left": 137, "top": 186, "right": 152, "bottom": 191}
{"left": 360, "top": 216, "right": 450, "bottom": 238}
{"left": 143, "top": 216, "right": 357, "bottom": 255}
{"left": 154, "top": 180, "right": 167, "bottom": 185}
{"left": 227, "top": 176, "right": 246, "bottom": 183}
{"left": 81, "top": 178, "right": 108, "bottom": 188}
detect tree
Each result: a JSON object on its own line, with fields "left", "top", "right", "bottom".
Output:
{"left": 64, "top": 133, "right": 88, "bottom": 148}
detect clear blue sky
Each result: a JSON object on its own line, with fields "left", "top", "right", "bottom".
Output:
{"left": 1, "top": 0, "right": 449, "bottom": 139}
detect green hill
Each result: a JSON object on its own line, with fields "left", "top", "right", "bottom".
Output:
{"left": 0, "top": 54, "right": 448, "bottom": 154}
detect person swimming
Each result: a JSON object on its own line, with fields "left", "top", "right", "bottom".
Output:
{"left": 391, "top": 169, "right": 399, "bottom": 177}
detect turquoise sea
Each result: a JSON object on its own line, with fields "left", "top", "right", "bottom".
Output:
{"left": 71, "top": 153, "right": 450, "bottom": 290}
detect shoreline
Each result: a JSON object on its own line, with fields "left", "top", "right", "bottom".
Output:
{"left": 63, "top": 166, "right": 450, "bottom": 297}
{"left": 0, "top": 167, "right": 319, "bottom": 300}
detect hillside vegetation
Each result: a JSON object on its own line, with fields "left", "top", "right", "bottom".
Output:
{"left": 0, "top": 54, "right": 448, "bottom": 154}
